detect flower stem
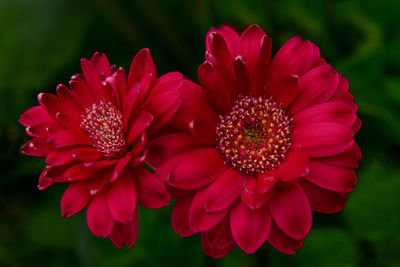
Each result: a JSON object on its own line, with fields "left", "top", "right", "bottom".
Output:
{"left": 142, "top": 162, "right": 156, "bottom": 173}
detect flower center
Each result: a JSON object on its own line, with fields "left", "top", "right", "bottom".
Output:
{"left": 216, "top": 96, "right": 291, "bottom": 174}
{"left": 81, "top": 100, "right": 126, "bottom": 159}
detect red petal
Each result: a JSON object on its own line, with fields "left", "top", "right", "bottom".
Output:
{"left": 147, "top": 133, "right": 198, "bottom": 167}
{"left": 254, "top": 35, "right": 273, "bottom": 91}
{"left": 56, "top": 84, "right": 83, "bottom": 112}
{"left": 127, "top": 111, "right": 153, "bottom": 143}
{"left": 69, "top": 74, "right": 95, "bottom": 108}
{"left": 155, "top": 153, "right": 188, "bottom": 184}
{"left": 230, "top": 201, "right": 271, "bottom": 253}
{"left": 19, "top": 105, "right": 52, "bottom": 127}
{"left": 70, "top": 147, "right": 103, "bottom": 162}
{"left": 209, "top": 32, "right": 237, "bottom": 98}
{"left": 129, "top": 152, "right": 147, "bottom": 168}
{"left": 109, "top": 210, "right": 138, "bottom": 248}
{"left": 278, "top": 151, "right": 309, "bottom": 182}
{"left": 233, "top": 56, "right": 253, "bottom": 96}
{"left": 238, "top": 25, "right": 267, "bottom": 58}
{"left": 110, "top": 152, "right": 132, "bottom": 182}
{"left": 38, "top": 168, "right": 54, "bottom": 190}
{"left": 333, "top": 90, "right": 357, "bottom": 111}
{"left": 80, "top": 59, "right": 108, "bottom": 102}
{"left": 90, "top": 52, "right": 111, "bottom": 77}
{"left": 137, "top": 72, "right": 183, "bottom": 134}
{"left": 86, "top": 191, "right": 115, "bottom": 237}
{"left": 44, "top": 164, "right": 72, "bottom": 182}
{"left": 306, "top": 161, "right": 357, "bottom": 192}
{"left": 257, "top": 170, "right": 279, "bottom": 194}
{"left": 83, "top": 159, "right": 118, "bottom": 168}
{"left": 38, "top": 92, "right": 82, "bottom": 131}
{"left": 311, "top": 43, "right": 326, "bottom": 67}
{"left": 299, "top": 179, "right": 348, "bottom": 213}
{"left": 143, "top": 89, "right": 181, "bottom": 135}
{"left": 134, "top": 71, "right": 156, "bottom": 108}
{"left": 122, "top": 82, "right": 140, "bottom": 130}
{"left": 241, "top": 176, "right": 273, "bottom": 210}
{"left": 169, "top": 148, "right": 227, "bottom": 190}
{"left": 204, "top": 168, "right": 246, "bottom": 212}
{"left": 201, "top": 216, "right": 235, "bottom": 258}
{"left": 22, "top": 137, "right": 53, "bottom": 157}
{"left": 201, "top": 236, "right": 234, "bottom": 258}
{"left": 145, "top": 72, "right": 182, "bottom": 96}
{"left": 189, "top": 186, "right": 228, "bottom": 232}
{"left": 154, "top": 153, "right": 196, "bottom": 198}
{"left": 268, "top": 75, "right": 299, "bottom": 108}
{"left": 352, "top": 118, "right": 361, "bottom": 134}
{"left": 267, "top": 182, "right": 311, "bottom": 240}
{"left": 131, "top": 132, "right": 147, "bottom": 156}
{"left": 238, "top": 24, "right": 271, "bottom": 96}
{"left": 171, "top": 196, "right": 195, "bottom": 237}
{"left": 288, "top": 64, "right": 339, "bottom": 114}
{"left": 26, "top": 121, "right": 62, "bottom": 138}
{"left": 206, "top": 25, "right": 239, "bottom": 56}
{"left": 293, "top": 102, "right": 356, "bottom": 128}
{"left": 314, "top": 142, "right": 361, "bottom": 169}
{"left": 61, "top": 181, "right": 90, "bottom": 217}
{"left": 170, "top": 79, "right": 217, "bottom": 134}
{"left": 266, "top": 37, "right": 314, "bottom": 89}
{"left": 106, "top": 170, "right": 137, "bottom": 223}
{"left": 292, "top": 122, "right": 354, "bottom": 158}
{"left": 129, "top": 134, "right": 148, "bottom": 157}
{"left": 87, "top": 168, "right": 112, "bottom": 196}
{"left": 49, "top": 130, "right": 92, "bottom": 148}
{"left": 130, "top": 135, "right": 148, "bottom": 157}
{"left": 134, "top": 166, "right": 170, "bottom": 209}
{"left": 267, "top": 221, "right": 304, "bottom": 254}
{"left": 190, "top": 119, "right": 218, "bottom": 145}
{"left": 329, "top": 76, "right": 357, "bottom": 109}
{"left": 106, "top": 68, "right": 127, "bottom": 107}
{"left": 127, "top": 48, "right": 157, "bottom": 89}
{"left": 198, "top": 61, "right": 232, "bottom": 113}
{"left": 207, "top": 216, "right": 234, "bottom": 250}
{"left": 45, "top": 149, "right": 76, "bottom": 166}
{"left": 62, "top": 165, "right": 98, "bottom": 182}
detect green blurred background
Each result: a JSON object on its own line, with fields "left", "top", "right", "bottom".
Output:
{"left": 1, "top": 0, "right": 399, "bottom": 266}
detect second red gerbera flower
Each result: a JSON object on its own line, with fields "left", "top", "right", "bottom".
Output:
{"left": 150, "top": 25, "right": 361, "bottom": 257}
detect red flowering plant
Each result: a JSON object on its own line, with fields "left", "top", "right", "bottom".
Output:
{"left": 150, "top": 25, "right": 361, "bottom": 257}
{"left": 19, "top": 49, "right": 195, "bottom": 247}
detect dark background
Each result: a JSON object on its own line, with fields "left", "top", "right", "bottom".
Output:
{"left": 1, "top": 0, "right": 399, "bottom": 266}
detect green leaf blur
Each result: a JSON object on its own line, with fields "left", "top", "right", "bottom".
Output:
{"left": 0, "top": 0, "right": 399, "bottom": 266}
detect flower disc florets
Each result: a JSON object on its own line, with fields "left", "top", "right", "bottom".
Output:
{"left": 216, "top": 96, "right": 291, "bottom": 174}
{"left": 81, "top": 100, "right": 126, "bottom": 159}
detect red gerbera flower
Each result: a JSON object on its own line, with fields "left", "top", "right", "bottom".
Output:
{"left": 150, "top": 25, "right": 361, "bottom": 257}
{"left": 19, "top": 49, "right": 191, "bottom": 247}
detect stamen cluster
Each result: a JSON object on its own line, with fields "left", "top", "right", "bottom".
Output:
{"left": 216, "top": 96, "right": 291, "bottom": 174}
{"left": 81, "top": 100, "right": 126, "bottom": 158}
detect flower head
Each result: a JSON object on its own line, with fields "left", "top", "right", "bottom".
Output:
{"left": 19, "top": 49, "right": 191, "bottom": 247}
{"left": 216, "top": 96, "right": 292, "bottom": 174}
{"left": 153, "top": 25, "right": 361, "bottom": 257}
